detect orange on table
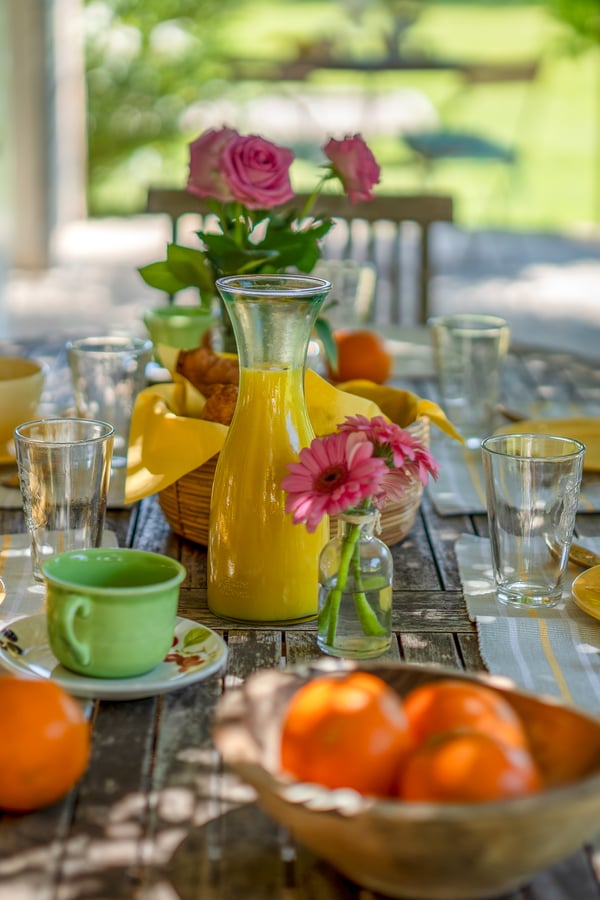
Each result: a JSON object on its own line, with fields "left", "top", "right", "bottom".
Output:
{"left": 280, "top": 671, "right": 412, "bottom": 797}
{"left": 402, "top": 678, "right": 530, "bottom": 750}
{"left": 0, "top": 675, "right": 91, "bottom": 812}
{"left": 398, "top": 729, "right": 542, "bottom": 803}
{"left": 328, "top": 329, "right": 393, "bottom": 385}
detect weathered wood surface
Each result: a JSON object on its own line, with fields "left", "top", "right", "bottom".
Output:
{"left": 0, "top": 337, "right": 599, "bottom": 899}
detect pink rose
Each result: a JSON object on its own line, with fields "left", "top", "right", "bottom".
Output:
{"left": 324, "top": 135, "right": 380, "bottom": 204}
{"left": 187, "top": 127, "right": 239, "bottom": 203}
{"left": 219, "top": 134, "right": 295, "bottom": 210}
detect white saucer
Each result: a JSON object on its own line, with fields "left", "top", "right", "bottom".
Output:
{"left": 0, "top": 613, "right": 228, "bottom": 700}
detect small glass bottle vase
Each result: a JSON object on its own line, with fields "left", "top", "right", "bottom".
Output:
{"left": 318, "top": 508, "right": 393, "bottom": 658}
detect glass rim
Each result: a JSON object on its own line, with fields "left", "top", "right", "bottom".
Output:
{"left": 427, "top": 313, "right": 509, "bottom": 333}
{"left": 66, "top": 336, "right": 154, "bottom": 354}
{"left": 215, "top": 273, "right": 332, "bottom": 297}
{"left": 143, "top": 306, "right": 212, "bottom": 319}
{"left": 481, "top": 432, "right": 585, "bottom": 460}
{"left": 14, "top": 417, "right": 115, "bottom": 445}
{"left": 40, "top": 547, "right": 186, "bottom": 588}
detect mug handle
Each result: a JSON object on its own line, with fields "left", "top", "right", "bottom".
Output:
{"left": 58, "top": 595, "right": 92, "bottom": 667}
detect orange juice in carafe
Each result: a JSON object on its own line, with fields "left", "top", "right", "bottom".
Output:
{"left": 208, "top": 366, "right": 328, "bottom": 622}
{"left": 207, "top": 273, "right": 331, "bottom": 624}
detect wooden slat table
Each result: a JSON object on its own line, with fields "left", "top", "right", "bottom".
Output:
{"left": 0, "top": 335, "right": 599, "bottom": 899}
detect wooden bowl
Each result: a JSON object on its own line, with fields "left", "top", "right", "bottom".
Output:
{"left": 213, "top": 662, "right": 600, "bottom": 900}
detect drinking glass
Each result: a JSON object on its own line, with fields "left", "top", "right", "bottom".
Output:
{"left": 14, "top": 417, "right": 114, "bottom": 581}
{"left": 429, "top": 314, "right": 510, "bottom": 448}
{"left": 482, "top": 433, "right": 584, "bottom": 608}
{"left": 67, "top": 336, "right": 153, "bottom": 470}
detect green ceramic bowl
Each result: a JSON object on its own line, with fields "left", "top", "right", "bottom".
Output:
{"left": 143, "top": 306, "right": 214, "bottom": 352}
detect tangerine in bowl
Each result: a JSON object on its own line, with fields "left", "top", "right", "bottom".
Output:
{"left": 213, "top": 661, "right": 600, "bottom": 900}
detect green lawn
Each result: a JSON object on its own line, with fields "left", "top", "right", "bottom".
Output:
{"left": 90, "top": 1, "right": 600, "bottom": 232}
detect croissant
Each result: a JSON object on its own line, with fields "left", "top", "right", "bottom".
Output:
{"left": 199, "top": 384, "right": 238, "bottom": 425}
{"left": 176, "top": 347, "right": 239, "bottom": 391}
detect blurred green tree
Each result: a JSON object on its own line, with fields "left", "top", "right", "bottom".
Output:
{"left": 549, "top": 0, "right": 600, "bottom": 47}
{"left": 84, "top": 0, "right": 244, "bottom": 211}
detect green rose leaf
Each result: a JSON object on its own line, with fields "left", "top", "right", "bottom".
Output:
{"left": 138, "top": 260, "right": 190, "bottom": 294}
{"left": 315, "top": 315, "right": 338, "bottom": 370}
{"left": 166, "top": 244, "right": 214, "bottom": 292}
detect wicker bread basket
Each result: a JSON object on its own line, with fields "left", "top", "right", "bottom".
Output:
{"left": 158, "top": 416, "right": 430, "bottom": 548}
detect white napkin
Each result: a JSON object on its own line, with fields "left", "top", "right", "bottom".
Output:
{"left": 0, "top": 532, "right": 120, "bottom": 627}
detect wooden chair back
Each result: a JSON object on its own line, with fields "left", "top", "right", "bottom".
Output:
{"left": 145, "top": 188, "right": 454, "bottom": 325}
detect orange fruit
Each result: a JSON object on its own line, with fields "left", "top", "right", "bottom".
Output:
{"left": 0, "top": 675, "right": 91, "bottom": 812}
{"left": 280, "top": 672, "right": 413, "bottom": 796}
{"left": 328, "top": 329, "right": 393, "bottom": 384}
{"left": 402, "top": 678, "right": 530, "bottom": 750}
{"left": 398, "top": 730, "right": 543, "bottom": 803}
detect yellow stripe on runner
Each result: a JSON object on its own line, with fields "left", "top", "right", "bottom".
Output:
{"left": 0, "top": 534, "right": 10, "bottom": 577}
{"left": 533, "top": 613, "right": 574, "bottom": 705}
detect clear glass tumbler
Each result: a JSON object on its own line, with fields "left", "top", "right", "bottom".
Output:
{"left": 67, "top": 336, "right": 153, "bottom": 470}
{"left": 482, "top": 433, "right": 585, "bottom": 608}
{"left": 429, "top": 314, "right": 510, "bottom": 449}
{"left": 14, "top": 417, "right": 114, "bottom": 581}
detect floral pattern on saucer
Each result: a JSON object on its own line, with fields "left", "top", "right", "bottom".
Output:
{"left": 164, "top": 624, "right": 222, "bottom": 674}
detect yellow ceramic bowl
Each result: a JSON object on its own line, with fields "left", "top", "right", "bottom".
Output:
{"left": 0, "top": 357, "right": 46, "bottom": 452}
{"left": 213, "top": 661, "right": 600, "bottom": 900}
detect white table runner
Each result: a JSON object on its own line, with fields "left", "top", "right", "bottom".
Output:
{"left": 456, "top": 533, "right": 600, "bottom": 716}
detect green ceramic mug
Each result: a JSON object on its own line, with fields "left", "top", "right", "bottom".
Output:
{"left": 42, "top": 548, "right": 186, "bottom": 678}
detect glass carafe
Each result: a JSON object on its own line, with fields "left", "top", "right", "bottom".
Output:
{"left": 208, "top": 274, "right": 331, "bottom": 623}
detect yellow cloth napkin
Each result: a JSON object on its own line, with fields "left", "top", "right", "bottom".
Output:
{"left": 334, "top": 379, "right": 461, "bottom": 439}
{"left": 495, "top": 418, "right": 600, "bottom": 472}
{"left": 125, "top": 369, "right": 461, "bottom": 503}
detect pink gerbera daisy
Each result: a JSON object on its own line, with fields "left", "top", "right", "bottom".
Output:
{"left": 281, "top": 431, "right": 388, "bottom": 532}
{"left": 340, "top": 414, "right": 439, "bottom": 499}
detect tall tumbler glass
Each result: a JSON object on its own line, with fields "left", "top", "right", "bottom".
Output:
{"left": 429, "top": 314, "right": 510, "bottom": 448}
{"left": 482, "top": 433, "right": 585, "bottom": 608}
{"left": 14, "top": 418, "right": 114, "bottom": 581}
{"left": 67, "top": 336, "right": 153, "bottom": 470}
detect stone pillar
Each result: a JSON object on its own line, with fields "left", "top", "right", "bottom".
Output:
{"left": 8, "top": 0, "right": 87, "bottom": 270}
{"left": 51, "top": 0, "right": 88, "bottom": 230}
{"left": 0, "top": 2, "right": 10, "bottom": 333}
